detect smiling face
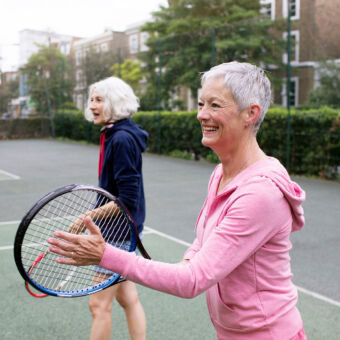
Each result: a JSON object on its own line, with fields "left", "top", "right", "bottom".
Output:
{"left": 89, "top": 89, "right": 106, "bottom": 126}
{"left": 197, "top": 76, "right": 246, "bottom": 155}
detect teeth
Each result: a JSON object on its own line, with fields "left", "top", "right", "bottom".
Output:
{"left": 203, "top": 127, "right": 217, "bottom": 132}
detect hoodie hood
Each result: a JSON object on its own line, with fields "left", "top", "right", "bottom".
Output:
{"left": 216, "top": 157, "right": 305, "bottom": 232}
{"left": 106, "top": 118, "right": 148, "bottom": 152}
{"left": 260, "top": 159, "right": 305, "bottom": 232}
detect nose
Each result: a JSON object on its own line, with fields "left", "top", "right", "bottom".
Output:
{"left": 197, "top": 104, "right": 210, "bottom": 121}
{"left": 89, "top": 101, "right": 96, "bottom": 110}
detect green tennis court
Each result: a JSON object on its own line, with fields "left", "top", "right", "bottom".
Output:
{"left": 1, "top": 139, "right": 339, "bottom": 339}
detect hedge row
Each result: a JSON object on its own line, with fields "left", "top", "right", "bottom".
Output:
{"left": 1, "top": 107, "right": 339, "bottom": 178}
{"left": 132, "top": 108, "right": 340, "bottom": 178}
{"left": 0, "top": 117, "right": 50, "bottom": 139}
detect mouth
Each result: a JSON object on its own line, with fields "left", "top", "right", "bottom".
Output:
{"left": 201, "top": 124, "right": 219, "bottom": 135}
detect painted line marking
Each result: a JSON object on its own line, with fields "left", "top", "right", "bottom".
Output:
{"left": 0, "top": 169, "right": 20, "bottom": 180}
{"left": 296, "top": 285, "right": 340, "bottom": 308}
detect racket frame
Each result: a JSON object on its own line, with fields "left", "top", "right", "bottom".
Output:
{"left": 14, "top": 184, "right": 149, "bottom": 297}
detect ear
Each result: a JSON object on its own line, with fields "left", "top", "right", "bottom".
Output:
{"left": 244, "top": 104, "right": 261, "bottom": 128}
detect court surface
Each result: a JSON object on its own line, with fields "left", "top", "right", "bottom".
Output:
{"left": 1, "top": 139, "right": 339, "bottom": 339}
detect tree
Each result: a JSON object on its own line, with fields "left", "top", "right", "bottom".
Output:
{"left": 80, "top": 46, "right": 122, "bottom": 87}
{"left": 0, "top": 76, "right": 19, "bottom": 114}
{"left": 22, "top": 44, "right": 74, "bottom": 114}
{"left": 140, "top": 0, "right": 285, "bottom": 109}
{"left": 110, "top": 59, "right": 145, "bottom": 94}
{"left": 306, "top": 61, "right": 340, "bottom": 108}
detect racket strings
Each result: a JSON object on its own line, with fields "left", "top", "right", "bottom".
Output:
{"left": 23, "top": 193, "right": 90, "bottom": 289}
{"left": 21, "top": 189, "right": 134, "bottom": 294}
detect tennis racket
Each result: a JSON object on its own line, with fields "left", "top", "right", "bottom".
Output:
{"left": 14, "top": 184, "right": 150, "bottom": 298}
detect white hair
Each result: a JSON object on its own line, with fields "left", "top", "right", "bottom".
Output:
{"left": 201, "top": 61, "right": 272, "bottom": 133}
{"left": 84, "top": 77, "right": 139, "bottom": 122}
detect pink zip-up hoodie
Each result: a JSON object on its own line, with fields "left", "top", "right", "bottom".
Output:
{"left": 100, "top": 157, "right": 306, "bottom": 339}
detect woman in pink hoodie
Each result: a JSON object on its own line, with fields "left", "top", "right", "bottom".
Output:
{"left": 48, "top": 62, "right": 307, "bottom": 340}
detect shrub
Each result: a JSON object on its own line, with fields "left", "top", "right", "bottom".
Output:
{"left": 0, "top": 107, "right": 339, "bottom": 179}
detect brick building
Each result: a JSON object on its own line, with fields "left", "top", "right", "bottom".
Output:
{"left": 72, "top": 30, "right": 128, "bottom": 110}
{"left": 262, "top": 0, "right": 340, "bottom": 106}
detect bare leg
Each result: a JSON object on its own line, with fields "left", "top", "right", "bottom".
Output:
{"left": 116, "top": 281, "right": 146, "bottom": 340}
{"left": 89, "top": 284, "right": 118, "bottom": 340}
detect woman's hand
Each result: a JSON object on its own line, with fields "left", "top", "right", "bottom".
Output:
{"left": 48, "top": 216, "right": 106, "bottom": 266}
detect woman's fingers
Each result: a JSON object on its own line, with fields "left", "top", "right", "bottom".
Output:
{"left": 83, "top": 216, "right": 102, "bottom": 235}
{"left": 47, "top": 216, "right": 105, "bottom": 266}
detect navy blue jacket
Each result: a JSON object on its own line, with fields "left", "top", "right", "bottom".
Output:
{"left": 99, "top": 118, "right": 148, "bottom": 234}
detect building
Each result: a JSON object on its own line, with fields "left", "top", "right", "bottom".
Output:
{"left": 18, "top": 29, "right": 74, "bottom": 68}
{"left": 261, "top": 0, "right": 340, "bottom": 106}
{"left": 18, "top": 29, "right": 76, "bottom": 98}
{"left": 5, "top": 29, "right": 79, "bottom": 118}
{"left": 72, "top": 29, "right": 128, "bottom": 110}
{"left": 0, "top": 71, "right": 19, "bottom": 118}
{"left": 125, "top": 19, "right": 197, "bottom": 111}
{"left": 125, "top": 20, "right": 150, "bottom": 61}
{"left": 0, "top": 71, "right": 19, "bottom": 86}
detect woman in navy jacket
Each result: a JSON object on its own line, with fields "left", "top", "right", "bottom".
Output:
{"left": 84, "top": 77, "right": 148, "bottom": 340}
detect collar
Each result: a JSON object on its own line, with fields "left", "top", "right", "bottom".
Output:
{"left": 100, "top": 121, "right": 115, "bottom": 133}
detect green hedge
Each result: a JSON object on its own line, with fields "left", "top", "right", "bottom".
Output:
{"left": 0, "top": 117, "right": 50, "bottom": 139}
{"left": 132, "top": 108, "right": 340, "bottom": 178}
{"left": 54, "top": 111, "right": 100, "bottom": 144}
{"left": 257, "top": 107, "right": 340, "bottom": 177}
{"left": 1, "top": 107, "right": 339, "bottom": 178}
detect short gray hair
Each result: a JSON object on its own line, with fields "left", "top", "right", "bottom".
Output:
{"left": 85, "top": 77, "right": 139, "bottom": 122}
{"left": 201, "top": 61, "right": 272, "bottom": 133}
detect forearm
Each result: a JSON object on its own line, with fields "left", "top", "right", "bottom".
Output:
{"left": 70, "top": 201, "right": 121, "bottom": 233}
{"left": 99, "top": 244, "right": 208, "bottom": 298}
{"left": 90, "top": 201, "right": 121, "bottom": 220}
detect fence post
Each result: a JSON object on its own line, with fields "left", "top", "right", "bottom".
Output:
{"left": 157, "top": 38, "right": 162, "bottom": 154}
{"left": 44, "top": 82, "right": 55, "bottom": 138}
{"left": 211, "top": 26, "right": 216, "bottom": 67}
{"left": 286, "top": 1, "right": 292, "bottom": 171}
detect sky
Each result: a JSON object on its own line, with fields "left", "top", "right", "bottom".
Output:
{"left": 0, "top": 0, "right": 168, "bottom": 72}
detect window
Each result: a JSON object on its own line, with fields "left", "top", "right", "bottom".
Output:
{"left": 282, "top": 77, "right": 299, "bottom": 107}
{"left": 76, "top": 70, "right": 83, "bottom": 83}
{"left": 76, "top": 51, "right": 82, "bottom": 66}
{"left": 101, "top": 43, "right": 108, "bottom": 52}
{"left": 282, "top": 0, "right": 300, "bottom": 20}
{"left": 76, "top": 95, "right": 84, "bottom": 110}
{"left": 283, "top": 30, "right": 299, "bottom": 63}
{"left": 260, "top": 0, "right": 275, "bottom": 20}
{"left": 129, "top": 34, "right": 138, "bottom": 54}
{"left": 140, "top": 32, "right": 149, "bottom": 52}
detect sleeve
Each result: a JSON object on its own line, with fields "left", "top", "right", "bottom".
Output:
{"left": 99, "top": 178, "right": 291, "bottom": 298}
{"left": 112, "top": 132, "right": 140, "bottom": 210}
{"left": 182, "top": 237, "right": 201, "bottom": 261}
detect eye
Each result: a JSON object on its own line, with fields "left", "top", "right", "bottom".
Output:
{"left": 198, "top": 101, "right": 204, "bottom": 109}
{"left": 212, "top": 102, "right": 220, "bottom": 108}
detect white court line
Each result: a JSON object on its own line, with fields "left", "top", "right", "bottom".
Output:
{"left": 0, "top": 220, "right": 20, "bottom": 226}
{"left": 296, "top": 285, "right": 340, "bottom": 308}
{"left": 1, "top": 245, "right": 13, "bottom": 250}
{"left": 145, "top": 225, "right": 191, "bottom": 247}
{"left": 2, "top": 220, "right": 339, "bottom": 308}
{"left": 0, "top": 169, "right": 20, "bottom": 180}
